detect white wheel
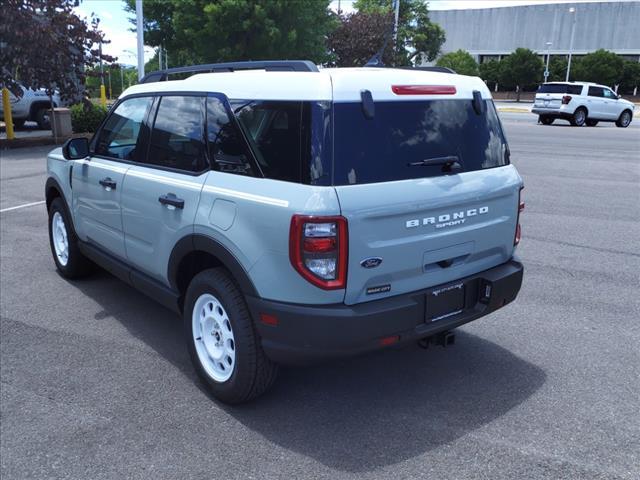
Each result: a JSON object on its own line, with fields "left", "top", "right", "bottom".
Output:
{"left": 192, "top": 293, "right": 236, "bottom": 382}
{"left": 51, "top": 211, "right": 69, "bottom": 266}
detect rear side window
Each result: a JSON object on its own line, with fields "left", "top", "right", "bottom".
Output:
{"left": 538, "top": 84, "right": 582, "bottom": 94}
{"left": 332, "top": 100, "right": 509, "bottom": 186}
{"left": 147, "top": 96, "right": 208, "bottom": 173}
{"left": 588, "top": 87, "right": 604, "bottom": 97}
{"left": 94, "top": 96, "right": 152, "bottom": 161}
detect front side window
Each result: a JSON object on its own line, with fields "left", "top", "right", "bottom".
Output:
{"left": 588, "top": 87, "right": 604, "bottom": 97}
{"left": 147, "top": 96, "right": 207, "bottom": 173}
{"left": 603, "top": 89, "right": 617, "bottom": 99}
{"left": 94, "top": 96, "right": 152, "bottom": 161}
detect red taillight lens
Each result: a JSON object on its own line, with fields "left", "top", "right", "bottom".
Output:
{"left": 515, "top": 187, "right": 525, "bottom": 246}
{"left": 391, "top": 85, "right": 457, "bottom": 95}
{"left": 562, "top": 95, "right": 572, "bottom": 104}
{"left": 289, "top": 215, "right": 348, "bottom": 290}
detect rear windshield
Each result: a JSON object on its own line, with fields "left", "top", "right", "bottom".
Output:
{"left": 538, "top": 83, "right": 582, "bottom": 94}
{"left": 332, "top": 99, "right": 509, "bottom": 186}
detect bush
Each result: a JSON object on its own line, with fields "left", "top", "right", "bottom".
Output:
{"left": 436, "top": 49, "right": 479, "bottom": 76}
{"left": 70, "top": 102, "right": 107, "bottom": 133}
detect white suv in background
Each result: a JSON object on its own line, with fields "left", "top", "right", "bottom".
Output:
{"left": 532, "top": 82, "right": 634, "bottom": 127}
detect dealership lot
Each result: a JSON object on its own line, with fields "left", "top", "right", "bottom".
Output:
{"left": 1, "top": 115, "right": 639, "bottom": 479}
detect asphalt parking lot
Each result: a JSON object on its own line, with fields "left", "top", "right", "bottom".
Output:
{"left": 1, "top": 113, "right": 639, "bottom": 480}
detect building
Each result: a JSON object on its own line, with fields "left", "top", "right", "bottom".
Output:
{"left": 428, "top": 1, "right": 640, "bottom": 64}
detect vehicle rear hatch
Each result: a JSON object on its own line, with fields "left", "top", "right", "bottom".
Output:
{"left": 534, "top": 83, "right": 582, "bottom": 109}
{"left": 330, "top": 75, "right": 522, "bottom": 305}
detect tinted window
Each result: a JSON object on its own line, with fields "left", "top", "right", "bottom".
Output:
{"left": 603, "top": 89, "right": 617, "bottom": 99}
{"left": 147, "top": 96, "right": 207, "bottom": 172}
{"left": 94, "top": 96, "right": 152, "bottom": 161}
{"left": 207, "top": 97, "right": 256, "bottom": 177}
{"left": 231, "top": 100, "right": 332, "bottom": 185}
{"left": 332, "top": 100, "right": 509, "bottom": 186}
{"left": 588, "top": 87, "right": 604, "bottom": 97}
{"left": 538, "top": 83, "right": 582, "bottom": 94}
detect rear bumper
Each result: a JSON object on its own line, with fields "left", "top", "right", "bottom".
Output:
{"left": 246, "top": 258, "right": 523, "bottom": 365}
{"left": 532, "top": 107, "right": 572, "bottom": 118}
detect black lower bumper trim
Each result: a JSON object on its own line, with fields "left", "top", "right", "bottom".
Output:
{"left": 246, "top": 258, "right": 523, "bottom": 365}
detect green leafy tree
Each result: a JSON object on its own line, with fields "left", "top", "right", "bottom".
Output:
{"left": 328, "top": 11, "right": 394, "bottom": 67}
{"left": 571, "top": 49, "right": 624, "bottom": 87}
{"left": 124, "top": 0, "right": 337, "bottom": 66}
{"left": 547, "top": 56, "right": 568, "bottom": 82}
{"left": 436, "top": 50, "right": 478, "bottom": 76}
{"left": 355, "top": 0, "right": 445, "bottom": 65}
{"left": 499, "top": 48, "right": 544, "bottom": 101}
{"left": 0, "top": 0, "right": 113, "bottom": 101}
{"left": 479, "top": 60, "right": 502, "bottom": 91}
{"left": 620, "top": 60, "right": 640, "bottom": 94}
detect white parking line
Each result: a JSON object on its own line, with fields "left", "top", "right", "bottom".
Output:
{"left": 0, "top": 200, "right": 46, "bottom": 213}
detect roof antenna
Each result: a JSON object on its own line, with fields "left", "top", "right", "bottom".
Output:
{"left": 365, "top": 0, "right": 400, "bottom": 68}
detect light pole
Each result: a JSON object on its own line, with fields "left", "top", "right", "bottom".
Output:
{"left": 544, "top": 42, "right": 552, "bottom": 83}
{"left": 136, "top": 0, "right": 145, "bottom": 81}
{"left": 566, "top": 7, "right": 577, "bottom": 82}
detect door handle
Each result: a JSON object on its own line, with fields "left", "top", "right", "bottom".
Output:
{"left": 158, "top": 193, "right": 185, "bottom": 209}
{"left": 99, "top": 177, "right": 117, "bottom": 190}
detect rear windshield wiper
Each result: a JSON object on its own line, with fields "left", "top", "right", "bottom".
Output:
{"left": 408, "top": 155, "right": 462, "bottom": 173}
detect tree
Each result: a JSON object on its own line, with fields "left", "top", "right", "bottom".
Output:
{"left": 479, "top": 60, "right": 502, "bottom": 90}
{"left": 571, "top": 49, "right": 624, "bottom": 88}
{"left": 327, "top": 11, "right": 394, "bottom": 67}
{"left": 436, "top": 50, "right": 478, "bottom": 76}
{"left": 355, "top": 0, "right": 445, "bottom": 65}
{"left": 547, "top": 56, "right": 568, "bottom": 82}
{"left": 620, "top": 60, "right": 640, "bottom": 94}
{"left": 124, "top": 0, "right": 337, "bottom": 66}
{"left": 0, "top": 0, "right": 113, "bottom": 101}
{"left": 499, "top": 48, "right": 544, "bottom": 101}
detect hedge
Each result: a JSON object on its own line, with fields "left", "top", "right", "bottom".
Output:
{"left": 70, "top": 102, "right": 107, "bottom": 133}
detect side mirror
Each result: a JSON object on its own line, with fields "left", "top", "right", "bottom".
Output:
{"left": 62, "top": 137, "right": 89, "bottom": 160}
{"left": 617, "top": 94, "right": 622, "bottom": 100}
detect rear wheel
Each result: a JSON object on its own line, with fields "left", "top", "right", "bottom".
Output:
{"left": 35, "top": 108, "right": 51, "bottom": 130}
{"left": 570, "top": 108, "right": 587, "bottom": 126}
{"left": 184, "top": 268, "right": 278, "bottom": 404}
{"left": 586, "top": 119, "right": 598, "bottom": 127}
{"left": 616, "top": 110, "right": 632, "bottom": 128}
{"left": 539, "top": 116, "right": 554, "bottom": 125}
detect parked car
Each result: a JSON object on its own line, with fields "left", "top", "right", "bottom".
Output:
{"left": 0, "top": 84, "right": 62, "bottom": 129}
{"left": 45, "top": 61, "right": 524, "bottom": 403}
{"left": 532, "top": 81, "right": 634, "bottom": 127}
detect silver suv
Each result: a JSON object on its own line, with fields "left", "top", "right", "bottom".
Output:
{"left": 46, "top": 61, "right": 524, "bottom": 403}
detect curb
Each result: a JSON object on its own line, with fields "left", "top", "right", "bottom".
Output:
{"left": 497, "top": 108, "right": 530, "bottom": 113}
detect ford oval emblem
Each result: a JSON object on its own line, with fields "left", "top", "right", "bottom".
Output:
{"left": 360, "top": 257, "right": 383, "bottom": 269}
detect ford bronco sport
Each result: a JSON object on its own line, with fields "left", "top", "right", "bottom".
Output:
{"left": 46, "top": 60, "right": 524, "bottom": 404}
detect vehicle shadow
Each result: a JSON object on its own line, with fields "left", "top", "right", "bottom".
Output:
{"left": 73, "top": 269, "right": 546, "bottom": 473}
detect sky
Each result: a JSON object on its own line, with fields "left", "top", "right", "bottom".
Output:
{"left": 74, "top": 0, "right": 623, "bottom": 66}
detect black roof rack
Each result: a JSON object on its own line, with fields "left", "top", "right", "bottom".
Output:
{"left": 140, "top": 60, "right": 318, "bottom": 84}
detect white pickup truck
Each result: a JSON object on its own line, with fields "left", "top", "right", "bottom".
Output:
{"left": 0, "top": 84, "right": 62, "bottom": 129}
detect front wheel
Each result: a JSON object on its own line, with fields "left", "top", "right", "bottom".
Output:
{"left": 48, "top": 197, "right": 93, "bottom": 278}
{"left": 35, "top": 108, "right": 51, "bottom": 130}
{"left": 586, "top": 119, "right": 599, "bottom": 127}
{"left": 570, "top": 108, "right": 587, "bottom": 126}
{"left": 539, "top": 116, "right": 554, "bottom": 125}
{"left": 184, "top": 268, "right": 278, "bottom": 404}
{"left": 616, "top": 110, "right": 632, "bottom": 128}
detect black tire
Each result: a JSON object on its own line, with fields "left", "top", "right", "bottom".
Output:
{"left": 616, "top": 110, "right": 632, "bottom": 128}
{"left": 586, "top": 119, "right": 598, "bottom": 127}
{"left": 539, "top": 116, "right": 554, "bottom": 125}
{"left": 35, "top": 108, "right": 51, "bottom": 129}
{"left": 48, "top": 197, "right": 93, "bottom": 278}
{"left": 570, "top": 107, "right": 587, "bottom": 126}
{"left": 184, "top": 268, "right": 278, "bottom": 404}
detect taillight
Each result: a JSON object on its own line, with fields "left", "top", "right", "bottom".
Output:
{"left": 289, "top": 215, "right": 348, "bottom": 290}
{"left": 562, "top": 95, "right": 572, "bottom": 105}
{"left": 514, "top": 186, "right": 525, "bottom": 246}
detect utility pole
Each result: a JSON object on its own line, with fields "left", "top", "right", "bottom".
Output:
{"left": 544, "top": 42, "right": 552, "bottom": 83}
{"left": 120, "top": 65, "right": 124, "bottom": 95}
{"left": 393, "top": 0, "right": 400, "bottom": 42}
{"left": 566, "top": 7, "right": 577, "bottom": 82}
{"left": 136, "top": 0, "right": 145, "bottom": 81}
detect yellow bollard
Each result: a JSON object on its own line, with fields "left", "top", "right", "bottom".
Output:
{"left": 2, "top": 87, "right": 15, "bottom": 140}
{"left": 100, "top": 84, "right": 107, "bottom": 108}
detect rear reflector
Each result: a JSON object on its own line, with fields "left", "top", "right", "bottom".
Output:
{"left": 391, "top": 85, "right": 457, "bottom": 95}
{"left": 380, "top": 335, "right": 400, "bottom": 346}
{"left": 260, "top": 313, "right": 279, "bottom": 326}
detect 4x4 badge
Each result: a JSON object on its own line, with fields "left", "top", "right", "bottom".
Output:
{"left": 360, "top": 257, "right": 383, "bottom": 269}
